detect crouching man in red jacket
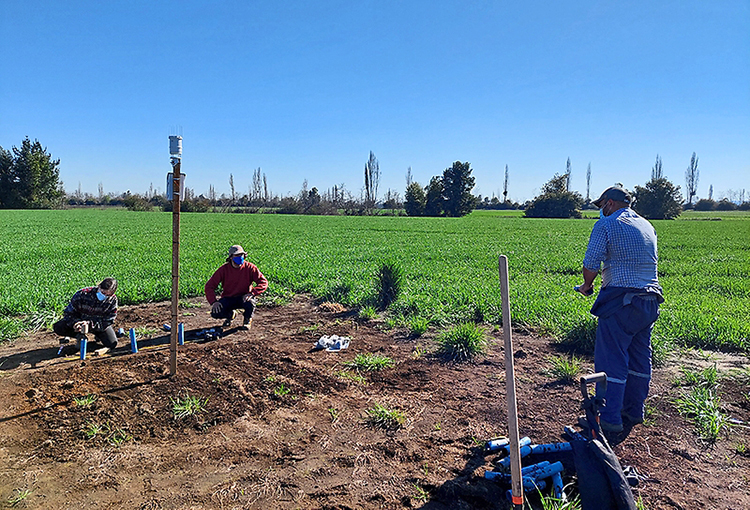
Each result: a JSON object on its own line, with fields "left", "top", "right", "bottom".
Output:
{"left": 205, "top": 245, "right": 268, "bottom": 329}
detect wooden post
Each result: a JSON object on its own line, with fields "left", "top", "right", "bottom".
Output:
{"left": 170, "top": 160, "right": 181, "bottom": 376}
{"left": 499, "top": 254, "right": 523, "bottom": 510}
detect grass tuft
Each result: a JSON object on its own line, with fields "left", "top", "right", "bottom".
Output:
{"left": 73, "top": 394, "right": 97, "bottom": 407}
{"left": 171, "top": 393, "right": 209, "bottom": 419}
{"left": 376, "top": 260, "right": 403, "bottom": 310}
{"left": 7, "top": 488, "right": 33, "bottom": 506}
{"left": 274, "top": 383, "right": 291, "bottom": 396}
{"left": 409, "top": 316, "right": 429, "bottom": 337}
{"left": 358, "top": 305, "right": 377, "bottom": 320}
{"left": 366, "top": 403, "right": 406, "bottom": 431}
{"left": 545, "top": 355, "right": 582, "bottom": 383}
{"left": 674, "top": 366, "right": 728, "bottom": 442}
{"left": 344, "top": 353, "right": 394, "bottom": 372}
{"left": 436, "top": 323, "right": 487, "bottom": 361}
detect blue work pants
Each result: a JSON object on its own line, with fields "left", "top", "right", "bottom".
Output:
{"left": 594, "top": 296, "right": 660, "bottom": 428}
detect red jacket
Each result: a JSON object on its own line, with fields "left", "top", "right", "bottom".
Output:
{"left": 205, "top": 261, "right": 268, "bottom": 304}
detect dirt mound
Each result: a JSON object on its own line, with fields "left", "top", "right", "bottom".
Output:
{"left": 1, "top": 295, "right": 748, "bottom": 509}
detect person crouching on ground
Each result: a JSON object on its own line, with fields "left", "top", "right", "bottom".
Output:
{"left": 53, "top": 277, "right": 119, "bottom": 353}
{"left": 577, "top": 186, "right": 664, "bottom": 445}
{"left": 205, "top": 245, "right": 268, "bottom": 329}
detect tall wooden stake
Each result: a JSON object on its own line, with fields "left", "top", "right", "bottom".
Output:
{"left": 170, "top": 160, "right": 181, "bottom": 376}
{"left": 499, "top": 255, "right": 523, "bottom": 509}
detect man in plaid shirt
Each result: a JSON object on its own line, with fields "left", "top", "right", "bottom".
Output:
{"left": 53, "top": 277, "right": 119, "bottom": 353}
{"left": 577, "top": 186, "right": 664, "bottom": 444}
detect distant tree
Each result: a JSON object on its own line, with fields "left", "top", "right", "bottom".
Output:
{"left": 382, "top": 189, "right": 401, "bottom": 210}
{"left": 694, "top": 198, "right": 716, "bottom": 211}
{"left": 424, "top": 176, "right": 444, "bottom": 217}
{"left": 685, "top": 152, "right": 699, "bottom": 205}
{"left": 565, "top": 158, "right": 572, "bottom": 190}
{"left": 524, "top": 173, "right": 584, "bottom": 218}
{"left": 263, "top": 174, "right": 269, "bottom": 203}
{"left": 0, "top": 147, "right": 13, "bottom": 205}
{"left": 633, "top": 177, "right": 682, "bottom": 220}
{"left": 229, "top": 173, "right": 236, "bottom": 204}
{"left": 252, "top": 167, "right": 262, "bottom": 202}
{"left": 364, "top": 151, "right": 380, "bottom": 211}
{"left": 651, "top": 155, "right": 663, "bottom": 180}
{"left": 404, "top": 182, "right": 426, "bottom": 216}
{"left": 0, "top": 137, "right": 64, "bottom": 209}
{"left": 586, "top": 162, "right": 591, "bottom": 202}
{"left": 708, "top": 184, "right": 713, "bottom": 200}
{"left": 503, "top": 164, "right": 509, "bottom": 203}
{"left": 123, "top": 193, "right": 153, "bottom": 211}
{"left": 715, "top": 198, "right": 738, "bottom": 211}
{"left": 441, "top": 161, "right": 476, "bottom": 217}
{"left": 406, "top": 166, "right": 412, "bottom": 187}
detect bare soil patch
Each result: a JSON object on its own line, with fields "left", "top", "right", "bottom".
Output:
{"left": 1, "top": 295, "right": 748, "bottom": 509}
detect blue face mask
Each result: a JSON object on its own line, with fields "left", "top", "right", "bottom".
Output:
{"left": 96, "top": 290, "right": 107, "bottom": 301}
{"left": 232, "top": 255, "right": 245, "bottom": 265}
{"left": 599, "top": 208, "right": 605, "bottom": 219}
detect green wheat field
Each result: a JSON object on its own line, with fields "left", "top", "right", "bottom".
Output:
{"left": 1, "top": 209, "right": 748, "bottom": 354}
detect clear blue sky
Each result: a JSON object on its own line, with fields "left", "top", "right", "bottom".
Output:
{"left": 2, "top": 1, "right": 748, "bottom": 203}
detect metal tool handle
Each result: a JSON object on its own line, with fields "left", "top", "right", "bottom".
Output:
{"left": 580, "top": 372, "right": 607, "bottom": 402}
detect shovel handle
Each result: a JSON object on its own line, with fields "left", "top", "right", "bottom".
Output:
{"left": 580, "top": 372, "right": 607, "bottom": 401}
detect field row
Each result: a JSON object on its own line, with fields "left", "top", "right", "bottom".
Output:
{"left": 0, "top": 209, "right": 747, "bottom": 352}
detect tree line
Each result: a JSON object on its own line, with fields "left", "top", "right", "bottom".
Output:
{"left": 2, "top": 137, "right": 748, "bottom": 218}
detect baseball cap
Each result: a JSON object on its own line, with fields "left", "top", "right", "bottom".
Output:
{"left": 593, "top": 186, "right": 632, "bottom": 208}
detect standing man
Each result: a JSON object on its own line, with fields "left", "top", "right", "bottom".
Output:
{"left": 577, "top": 186, "right": 663, "bottom": 444}
{"left": 53, "top": 277, "right": 119, "bottom": 353}
{"left": 205, "top": 245, "right": 268, "bottom": 329}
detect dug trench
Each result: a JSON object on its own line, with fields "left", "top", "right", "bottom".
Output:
{"left": 0, "top": 295, "right": 748, "bottom": 509}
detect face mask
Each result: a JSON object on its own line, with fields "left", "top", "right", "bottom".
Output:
{"left": 599, "top": 208, "right": 605, "bottom": 219}
{"left": 96, "top": 290, "right": 107, "bottom": 301}
{"left": 232, "top": 255, "right": 245, "bottom": 265}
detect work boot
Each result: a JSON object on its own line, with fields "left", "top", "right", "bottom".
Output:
{"left": 222, "top": 310, "right": 237, "bottom": 328}
{"left": 240, "top": 317, "right": 252, "bottom": 330}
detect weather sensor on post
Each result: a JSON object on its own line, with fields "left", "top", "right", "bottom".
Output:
{"left": 167, "top": 135, "right": 185, "bottom": 201}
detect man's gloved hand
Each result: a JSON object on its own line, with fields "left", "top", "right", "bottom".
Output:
{"left": 211, "top": 302, "right": 222, "bottom": 314}
{"left": 242, "top": 293, "right": 255, "bottom": 303}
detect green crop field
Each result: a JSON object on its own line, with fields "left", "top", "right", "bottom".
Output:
{"left": 0, "top": 209, "right": 748, "bottom": 354}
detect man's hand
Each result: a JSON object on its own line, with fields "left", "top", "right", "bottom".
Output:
{"left": 73, "top": 321, "right": 90, "bottom": 333}
{"left": 576, "top": 284, "right": 594, "bottom": 296}
{"left": 211, "top": 302, "right": 222, "bottom": 314}
{"left": 242, "top": 293, "right": 254, "bottom": 303}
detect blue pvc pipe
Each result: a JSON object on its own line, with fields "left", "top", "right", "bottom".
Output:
{"left": 178, "top": 323, "right": 184, "bottom": 346}
{"left": 552, "top": 472, "right": 564, "bottom": 500}
{"left": 485, "top": 436, "right": 531, "bottom": 453}
{"left": 524, "top": 461, "right": 564, "bottom": 482}
{"left": 485, "top": 460, "right": 551, "bottom": 482}
{"left": 129, "top": 328, "right": 138, "bottom": 353}
{"left": 506, "top": 479, "right": 547, "bottom": 501}
{"left": 529, "top": 443, "right": 572, "bottom": 455}
{"left": 497, "top": 443, "right": 572, "bottom": 469}
{"left": 79, "top": 336, "right": 87, "bottom": 360}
